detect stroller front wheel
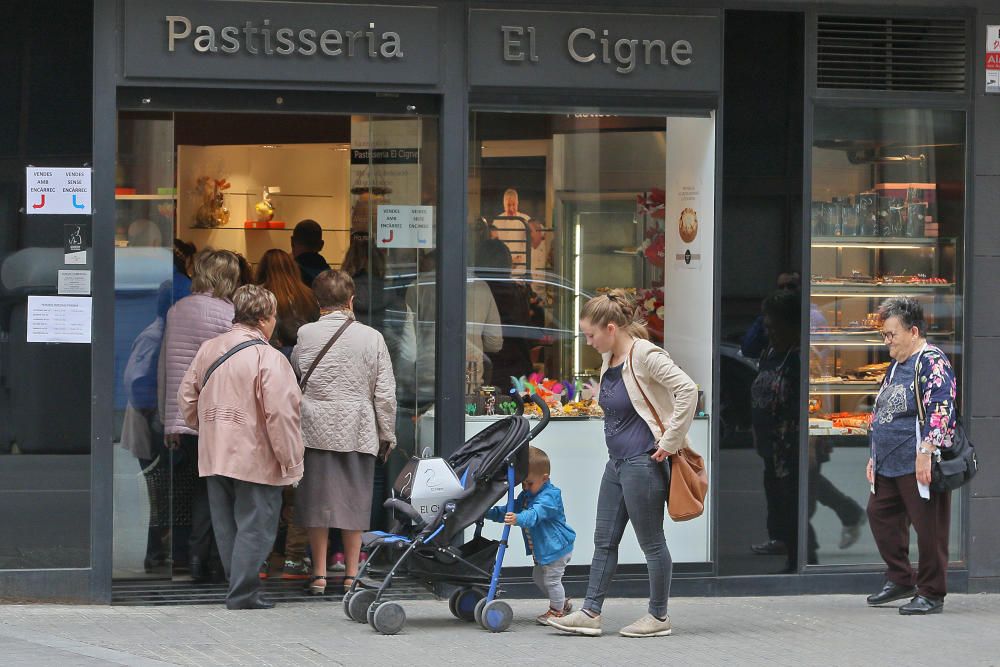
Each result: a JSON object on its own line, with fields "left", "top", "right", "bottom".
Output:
{"left": 480, "top": 600, "right": 513, "bottom": 633}
{"left": 347, "top": 589, "right": 377, "bottom": 623}
{"left": 370, "top": 601, "right": 407, "bottom": 635}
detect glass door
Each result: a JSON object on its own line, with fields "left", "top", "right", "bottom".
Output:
{"left": 112, "top": 109, "right": 439, "bottom": 583}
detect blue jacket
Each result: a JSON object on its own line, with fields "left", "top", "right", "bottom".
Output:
{"left": 486, "top": 480, "right": 575, "bottom": 566}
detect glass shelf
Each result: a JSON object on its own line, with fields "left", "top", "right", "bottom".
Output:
{"left": 187, "top": 226, "right": 349, "bottom": 232}
{"left": 811, "top": 283, "right": 954, "bottom": 297}
{"left": 812, "top": 236, "right": 957, "bottom": 249}
{"left": 115, "top": 194, "right": 177, "bottom": 200}
{"left": 809, "top": 382, "right": 880, "bottom": 395}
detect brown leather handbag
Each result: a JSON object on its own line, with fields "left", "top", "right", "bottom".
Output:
{"left": 628, "top": 346, "right": 708, "bottom": 522}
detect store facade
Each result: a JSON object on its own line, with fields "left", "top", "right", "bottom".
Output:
{"left": 0, "top": 0, "right": 997, "bottom": 603}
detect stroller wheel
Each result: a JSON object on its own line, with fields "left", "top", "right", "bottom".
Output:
{"left": 342, "top": 592, "right": 353, "bottom": 620}
{"left": 480, "top": 600, "right": 513, "bottom": 633}
{"left": 348, "top": 589, "right": 377, "bottom": 623}
{"left": 474, "top": 597, "right": 488, "bottom": 626}
{"left": 453, "top": 588, "right": 484, "bottom": 622}
{"left": 371, "top": 601, "right": 406, "bottom": 635}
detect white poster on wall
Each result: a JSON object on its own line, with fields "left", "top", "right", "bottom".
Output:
{"left": 26, "top": 167, "right": 92, "bottom": 215}
{"left": 987, "top": 25, "right": 1000, "bottom": 93}
{"left": 662, "top": 114, "right": 716, "bottom": 406}
{"left": 26, "top": 296, "right": 92, "bottom": 343}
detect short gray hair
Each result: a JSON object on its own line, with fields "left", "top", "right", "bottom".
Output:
{"left": 878, "top": 297, "right": 926, "bottom": 336}
{"left": 232, "top": 285, "right": 277, "bottom": 327}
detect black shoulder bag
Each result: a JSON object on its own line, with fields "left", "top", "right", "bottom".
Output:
{"left": 914, "top": 352, "right": 978, "bottom": 493}
{"left": 202, "top": 339, "right": 268, "bottom": 387}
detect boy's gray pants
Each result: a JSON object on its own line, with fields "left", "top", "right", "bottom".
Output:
{"left": 533, "top": 552, "right": 572, "bottom": 611}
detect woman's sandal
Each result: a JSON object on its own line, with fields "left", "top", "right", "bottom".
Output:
{"left": 304, "top": 575, "right": 327, "bottom": 596}
{"left": 340, "top": 575, "right": 357, "bottom": 594}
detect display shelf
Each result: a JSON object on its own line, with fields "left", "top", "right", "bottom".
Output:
{"left": 115, "top": 194, "right": 177, "bottom": 201}
{"left": 809, "top": 382, "right": 880, "bottom": 395}
{"left": 811, "top": 282, "right": 954, "bottom": 297}
{"left": 187, "top": 226, "right": 349, "bottom": 232}
{"left": 810, "top": 330, "right": 955, "bottom": 347}
{"left": 812, "top": 236, "right": 956, "bottom": 248}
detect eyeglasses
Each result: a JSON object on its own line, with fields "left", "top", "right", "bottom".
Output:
{"left": 881, "top": 331, "right": 899, "bottom": 342}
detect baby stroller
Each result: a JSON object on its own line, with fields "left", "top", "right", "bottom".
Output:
{"left": 343, "top": 392, "right": 552, "bottom": 635}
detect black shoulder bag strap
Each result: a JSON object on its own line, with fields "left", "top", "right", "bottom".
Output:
{"left": 202, "top": 339, "right": 268, "bottom": 388}
{"left": 299, "top": 318, "right": 353, "bottom": 391}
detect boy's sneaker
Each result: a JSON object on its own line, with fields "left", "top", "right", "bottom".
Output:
{"left": 328, "top": 552, "right": 346, "bottom": 572}
{"left": 619, "top": 614, "right": 672, "bottom": 638}
{"left": 281, "top": 559, "right": 310, "bottom": 580}
{"left": 548, "top": 609, "right": 601, "bottom": 636}
{"left": 535, "top": 600, "right": 573, "bottom": 626}
{"left": 258, "top": 561, "right": 269, "bottom": 580}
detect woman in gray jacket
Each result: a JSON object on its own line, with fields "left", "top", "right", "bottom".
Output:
{"left": 550, "top": 289, "right": 698, "bottom": 639}
{"left": 292, "top": 270, "right": 397, "bottom": 595}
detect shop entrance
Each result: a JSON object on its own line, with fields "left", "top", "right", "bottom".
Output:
{"left": 111, "top": 107, "right": 439, "bottom": 597}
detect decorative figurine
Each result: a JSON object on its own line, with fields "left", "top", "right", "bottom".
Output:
{"left": 194, "top": 176, "right": 231, "bottom": 228}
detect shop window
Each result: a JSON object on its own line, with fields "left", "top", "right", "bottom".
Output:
{"left": 808, "top": 107, "right": 965, "bottom": 566}
{"left": 466, "top": 111, "right": 716, "bottom": 568}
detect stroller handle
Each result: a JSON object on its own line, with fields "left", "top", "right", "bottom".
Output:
{"left": 527, "top": 393, "right": 550, "bottom": 439}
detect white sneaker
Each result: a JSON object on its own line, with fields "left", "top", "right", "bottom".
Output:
{"left": 548, "top": 610, "right": 602, "bottom": 636}
{"left": 619, "top": 613, "right": 672, "bottom": 638}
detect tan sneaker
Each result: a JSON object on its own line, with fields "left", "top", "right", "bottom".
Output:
{"left": 548, "top": 609, "right": 601, "bottom": 636}
{"left": 535, "top": 600, "right": 573, "bottom": 626}
{"left": 619, "top": 613, "right": 672, "bottom": 638}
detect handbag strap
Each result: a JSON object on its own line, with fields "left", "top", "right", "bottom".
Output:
{"left": 628, "top": 342, "right": 666, "bottom": 434}
{"left": 299, "top": 318, "right": 353, "bottom": 391}
{"left": 202, "top": 339, "right": 267, "bottom": 387}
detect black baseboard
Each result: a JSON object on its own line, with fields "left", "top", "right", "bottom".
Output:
{"left": 498, "top": 566, "right": 970, "bottom": 599}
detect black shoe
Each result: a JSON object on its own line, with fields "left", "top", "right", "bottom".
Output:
{"left": 866, "top": 581, "right": 917, "bottom": 606}
{"left": 226, "top": 597, "right": 276, "bottom": 610}
{"left": 751, "top": 539, "right": 787, "bottom": 555}
{"left": 899, "top": 595, "right": 943, "bottom": 615}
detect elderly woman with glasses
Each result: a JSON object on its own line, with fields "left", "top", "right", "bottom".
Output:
{"left": 178, "top": 285, "right": 304, "bottom": 610}
{"left": 865, "top": 296, "right": 957, "bottom": 615}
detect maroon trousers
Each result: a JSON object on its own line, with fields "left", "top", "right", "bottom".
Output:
{"left": 867, "top": 474, "right": 951, "bottom": 599}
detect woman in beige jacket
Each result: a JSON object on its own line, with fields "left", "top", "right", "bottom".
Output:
{"left": 178, "top": 285, "right": 304, "bottom": 610}
{"left": 549, "top": 290, "right": 697, "bottom": 639}
{"left": 292, "top": 270, "right": 397, "bottom": 595}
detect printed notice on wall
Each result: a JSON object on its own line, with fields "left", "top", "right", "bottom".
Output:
{"left": 58, "top": 270, "right": 92, "bottom": 295}
{"left": 26, "top": 167, "right": 92, "bottom": 215}
{"left": 376, "top": 205, "right": 435, "bottom": 248}
{"left": 26, "top": 296, "right": 92, "bottom": 343}
{"left": 987, "top": 25, "right": 1000, "bottom": 93}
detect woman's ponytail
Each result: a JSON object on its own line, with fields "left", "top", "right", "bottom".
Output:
{"left": 581, "top": 289, "right": 649, "bottom": 340}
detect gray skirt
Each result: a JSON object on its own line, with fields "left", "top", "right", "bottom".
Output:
{"left": 296, "top": 448, "right": 375, "bottom": 531}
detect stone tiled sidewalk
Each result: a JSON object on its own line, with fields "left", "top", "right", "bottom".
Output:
{"left": 0, "top": 594, "right": 998, "bottom": 666}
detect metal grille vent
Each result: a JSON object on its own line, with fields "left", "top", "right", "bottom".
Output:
{"left": 817, "top": 16, "right": 967, "bottom": 93}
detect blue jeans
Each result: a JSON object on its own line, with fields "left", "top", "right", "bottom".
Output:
{"left": 583, "top": 453, "right": 672, "bottom": 618}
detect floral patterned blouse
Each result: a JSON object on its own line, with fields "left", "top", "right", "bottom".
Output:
{"left": 914, "top": 344, "right": 958, "bottom": 450}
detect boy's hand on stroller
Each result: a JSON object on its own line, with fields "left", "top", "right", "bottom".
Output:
{"left": 504, "top": 513, "right": 518, "bottom": 526}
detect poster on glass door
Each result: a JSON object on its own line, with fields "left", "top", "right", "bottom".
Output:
{"left": 349, "top": 118, "right": 425, "bottom": 234}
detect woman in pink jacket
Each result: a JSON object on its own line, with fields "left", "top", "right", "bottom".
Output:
{"left": 161, "top": 248, "right": 241, "bottom": 581}
{"left": 178, "top": 285, "right": 304, "bottom": 610}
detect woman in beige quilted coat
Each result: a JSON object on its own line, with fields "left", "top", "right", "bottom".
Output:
{"left": 292, "top": 269, "right": 396, "bottom": 595}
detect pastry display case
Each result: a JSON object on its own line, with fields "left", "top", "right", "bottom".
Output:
{"left": 808, "top": 108, "right": 965, "bottom": 443}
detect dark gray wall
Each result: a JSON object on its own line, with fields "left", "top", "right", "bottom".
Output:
{"left": 968, "top": 8, "right": 1000, "bottom": 593}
